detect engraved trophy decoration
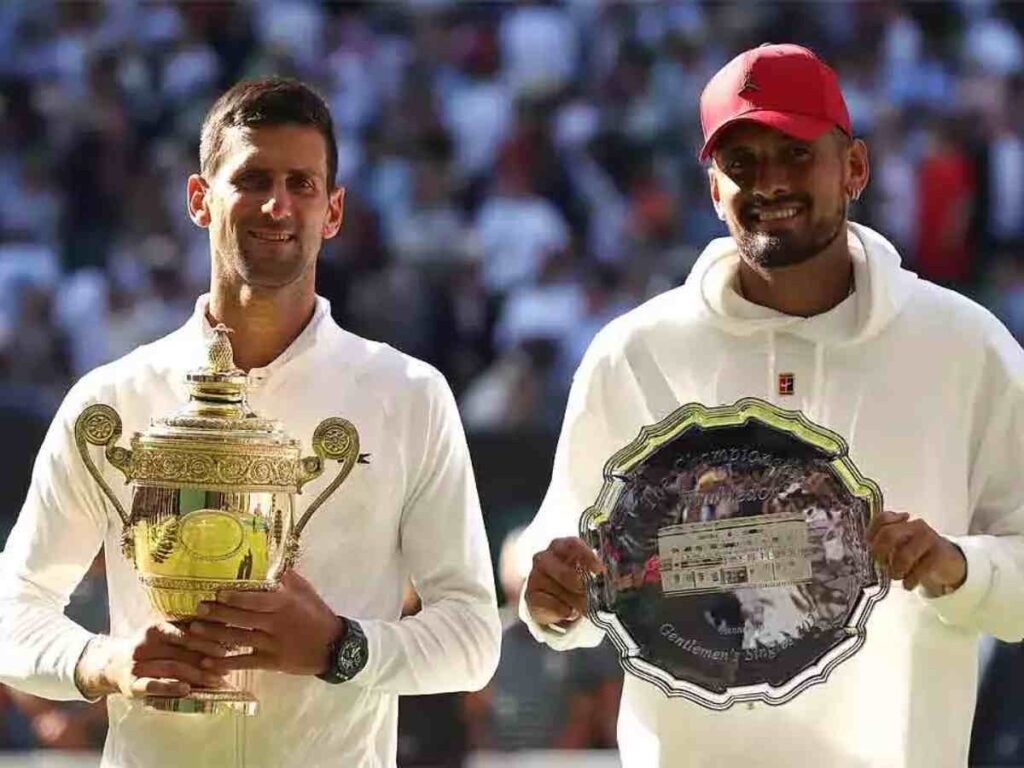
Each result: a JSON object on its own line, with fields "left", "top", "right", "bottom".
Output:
{"left": 74, "top": 325, "right": 360, "bottom": 716}
{"left": 582, "top": 398, "right": 887, "bottom": 709}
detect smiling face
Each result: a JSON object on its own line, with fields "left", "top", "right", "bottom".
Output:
{"left": 709, "top": 123, "right": 868, "bottom": 270}
{"left": 188, "top": 124, "right": 343, "bottom": 290}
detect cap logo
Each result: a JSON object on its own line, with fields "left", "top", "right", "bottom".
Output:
{"left": 739, "top": 70, "right": 759, "bottom": 97}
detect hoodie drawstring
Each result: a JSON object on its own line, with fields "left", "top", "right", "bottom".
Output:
{"left": 766, "top": 331, "right": 777, "bottom": 403}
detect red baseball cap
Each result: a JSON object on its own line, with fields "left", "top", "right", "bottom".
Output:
{"left": 698, "top": 44, "right": 851, "bottom": 162}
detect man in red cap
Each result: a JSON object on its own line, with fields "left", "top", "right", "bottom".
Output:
{"left": 519, "top": 44, "right": 1024, "bottom": 766}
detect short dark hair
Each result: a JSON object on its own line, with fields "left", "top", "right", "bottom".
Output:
{"left": 199, "top": 77, "right": 338, "bottom": 187}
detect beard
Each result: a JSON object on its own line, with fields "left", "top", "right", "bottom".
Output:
{"left": 730, "top": 196, "right": 846, "bottom": 269}
{"left": 218, "top": 228, "right": 319, "bottom": 289}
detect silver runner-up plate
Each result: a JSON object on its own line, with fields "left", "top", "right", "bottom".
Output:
{"left": 581, "top": 397, "right": 888, "bottom": 709}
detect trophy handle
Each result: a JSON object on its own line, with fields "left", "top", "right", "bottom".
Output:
{"left": 74, "top": 404, "right": 133, "bottom": 528}
{"left": 293, "top": 417, "right": 360, "bottom": 539}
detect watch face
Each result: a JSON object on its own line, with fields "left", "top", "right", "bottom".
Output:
{"left": 339, "top": 643, "right": 363, "bottom": 672}
{"left": 336, "top": 626, "right": 368, "bottom": 677}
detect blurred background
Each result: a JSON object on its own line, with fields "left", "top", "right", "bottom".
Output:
{"left": 0, "top": 0, "right": 1023, "bottom": 765}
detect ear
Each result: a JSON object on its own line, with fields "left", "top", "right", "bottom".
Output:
{"left": 846, "top": 139, "right": 870, "bottom": 201}
{"left": 708, "top": 167, "right": 726, "bottom": 221}
{"left": 322, "top": 186, "right": 345, "bottom": 240}
{"left": 187, "top": 174, "right": 212, "bottom": 228}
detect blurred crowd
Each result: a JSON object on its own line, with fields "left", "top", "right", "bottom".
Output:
{"left": 2, "top": 0, "right": 1024, "bottom": 763}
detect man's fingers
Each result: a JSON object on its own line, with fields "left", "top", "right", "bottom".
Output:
{"left": 200, "top": 651, "right": 276, "bottom": 675}
{"left": 190, "top": 621, "right": 278, "bottom": 654}
{"left": 549, "top": 537, "right": 605, "bottom": 574}
{"left": 178, "top": 635, "right": 231, "bottom": 659}
{"left": 889, "top": 529, "right": 934, "bottom": 580}
{"left": 870, "top": 522, "right": 915, "bottom": 564}
{"left": 214, "top": 589, "right": 281, "bottom": 613}
{"left": 867, "top": 511, "right": 910, "bottom": 543}
{"left": 532, "top": 550, "right": 589, "bottom": 596}
{"left": 195, "top": 602, "right": 274, "bottom": 632}
{"left": 130, "top": 678, "right": 191, "bottom": 698}
{"left": 529, "top": 568, "right": 589, "bottom": 613}
{"left": 130, "top": 660, "right": 222, "bottom": 689}
{"left": 525, "top": 588, "right": 580, "bottom": 626}
{"left": 132, "top": 638, "right": 206, "bottom": 666}
{"left": 903, "top": 549, "right": 946, "bottom": 592}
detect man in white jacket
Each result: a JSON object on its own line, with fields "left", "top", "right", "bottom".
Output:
{"left": 521, "top": 43, "right": 1024, "bottom": 767}
{"left": 0, "top": 77, "right": 501, "bottom": 766}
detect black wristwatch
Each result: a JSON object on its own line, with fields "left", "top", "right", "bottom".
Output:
{"left": 317, "top": 618, "right": 368, "bottom": 684}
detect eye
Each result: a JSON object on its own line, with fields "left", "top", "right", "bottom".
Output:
{"left": 233, "top": 172, "right": 267, "bottom": 192}
{"left": 289, "top": 176, "right": 317, "bottom": 193}
{"left": 722, "top": 154, "right": 753, "bottom": 174}
{"left": 789, "top": 145, "right": 812, "bottom": 160}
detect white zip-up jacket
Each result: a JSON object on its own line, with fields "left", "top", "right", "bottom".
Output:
{"left": 521, "top": 223, "right": 1024, "bottom": 767}
{"left": 0, "top": 295, "right": 501, "bottom": 767}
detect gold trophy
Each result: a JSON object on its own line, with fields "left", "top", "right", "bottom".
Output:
{"left": 73, "top": 326, "right": 361, "bottom": 716}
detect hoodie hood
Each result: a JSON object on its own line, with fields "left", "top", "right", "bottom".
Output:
{"left": 686, "top": 222, "right": 918, "bottom": 348}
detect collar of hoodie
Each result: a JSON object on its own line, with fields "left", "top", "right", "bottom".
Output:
{"left": 686, "top": 222, "right": 918, "bottom": 422}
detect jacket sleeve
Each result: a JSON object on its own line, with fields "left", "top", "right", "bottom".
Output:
{"left": 925, "top": 323, "right": 1024, "bottom": 641}
{"left": 0, "top": 382, "right": 111, "bottom": 700}
{"left": 349, "top": 370, "right": 501, "bottom": 694}
{"left": 517, "top": 334, "right": 624, "bottom": 651}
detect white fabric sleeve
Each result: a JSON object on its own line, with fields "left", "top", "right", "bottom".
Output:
{"left": 516, "top": 333, "right": 628, "bottom": 651}
{"left": 0, "top": 381, "right": 112, "bottom": 700}
{"left": 924, "top": 325, "right": 1024, "bottom": 641}
{"left": 350, "top": 370, "right": 501, "bottom": 694}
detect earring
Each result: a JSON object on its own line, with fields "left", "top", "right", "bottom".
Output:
{"left": 849, "top": 187, "right": 862, "bottom": 202}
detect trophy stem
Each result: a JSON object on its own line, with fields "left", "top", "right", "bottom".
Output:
{"left": 144, "top": 687, "right": 258, "bottom": 716}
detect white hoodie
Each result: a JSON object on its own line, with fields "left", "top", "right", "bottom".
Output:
{"left": 521, "top": 224, "right": 1024, "bottom": 767}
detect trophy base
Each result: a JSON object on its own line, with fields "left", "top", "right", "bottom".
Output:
{"left": 144, "top": 688, "right": 258, "bottom": 716}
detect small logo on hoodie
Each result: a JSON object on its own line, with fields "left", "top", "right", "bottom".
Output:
{"left": 778, "top": 373, "right": 795, "bottom": 395}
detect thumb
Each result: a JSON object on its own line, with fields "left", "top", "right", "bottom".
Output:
{"left": 278, "top": 569, "right": 312, "bottom": 591}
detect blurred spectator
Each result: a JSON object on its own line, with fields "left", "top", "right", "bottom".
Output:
{"left": 388, "top": 146, "right": 477, "bottom": 267}
{"left": 441, "top": 25, "right": 512, "bottom": 180}
{"left": 460, "top": 339, "right": 558, "bottom": 433}
{"left": 475, "top": 146, "right": 570, "bottom": 297}
{"left": 464, "top": 527, "right": 621, "bottom": 751}
{"left": 499, "top": 1, "right": 579, "bottom": 97}
{"left": 914, "top": 120, "right": 977, "bottom": 287}
{"left": 493, "top": 245, "right": 585, "bottom": 355}
{"left": 0, "top": 280, "right": 71, "bottom": 410}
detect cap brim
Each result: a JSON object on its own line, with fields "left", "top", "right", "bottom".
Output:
{"left": 699, "top": 111, "right": 837, "bottom": 162}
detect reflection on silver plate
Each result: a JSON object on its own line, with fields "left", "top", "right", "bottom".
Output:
{"left": 581, "top": 397, "right": 887, "bottom": 709}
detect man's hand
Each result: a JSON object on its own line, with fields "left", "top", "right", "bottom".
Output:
{"left": 524, "top": 537, "right": 605, "bottom": 627}
{"left": 868, "top": 511, "right": 967, "bottom": 595}
{"left": 75, "top": 622, "right": 229, "bottom": 700}
{"left": 191, "top": 570, "right": 344, "bottom": 677}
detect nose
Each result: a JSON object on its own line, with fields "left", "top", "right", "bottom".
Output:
{"left": 261, "top": 181, "right": 293, "bottom": 220}
{"left": 750, "top": 157, "right": 792, "bottom": 200}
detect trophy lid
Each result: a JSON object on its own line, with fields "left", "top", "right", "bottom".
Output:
{"left": 129, "top": 325, "right": 301, "bottom": 492}
{"left": 144, "top": 324, "right": 293, "bottom": 441}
